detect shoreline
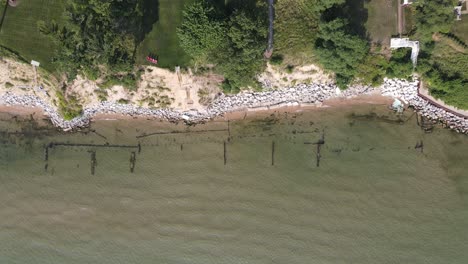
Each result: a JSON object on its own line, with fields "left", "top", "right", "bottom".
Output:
{"left": 0, "top": 79, "right": 467, "bottom": 134}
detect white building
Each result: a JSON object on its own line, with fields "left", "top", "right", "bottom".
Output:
{"left": 390, "top": 38, "right": 420, "bottom": 66}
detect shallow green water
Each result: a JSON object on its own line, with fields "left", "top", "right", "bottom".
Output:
{"left": 0, "top": 105, "right": 467, "bottom": 263}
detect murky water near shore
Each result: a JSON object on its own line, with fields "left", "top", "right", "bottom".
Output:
{"left": 0, "top": 104, "right": 467, "bottom": 263}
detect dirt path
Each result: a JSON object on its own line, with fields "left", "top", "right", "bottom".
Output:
{"left": 397, "top": 1, "right": 402, "bottom": 36}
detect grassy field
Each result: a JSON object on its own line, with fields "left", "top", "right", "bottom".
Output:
{"left": 0, "top": 0, "right": 66, "bottom": 71}
{"left": 274, "top": 0, "right": 317, "bottom": 64}
{"left": 452, "top": 18, "right": 468, "bottom": 44}
{"left": 0, "top": 0, "right": 195, "bottom": 71}
{"left": 365, "top": 0, "right": 398, "bottom": 47}
{"left": 136, "top": 0, "right": 195, "bottom": 69}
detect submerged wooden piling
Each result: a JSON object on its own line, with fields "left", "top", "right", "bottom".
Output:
{"left": 228, "top": 120, "right": 231, "bottom": 138}
{"left": 305, "top": 130, "right": 325, "bottom": 167}
{"left": 44, "top": 144, "right": 50, "bottom": 172}
{"left": 420, "top": 116, "right": 434, "bottom": 133}
{"left": 88, "top": 150, "right": 97, "bottom": 175}
{"left": 316, "top": 144, "right": 322, "bottom": 167}
{"left": 271, "top": 141, "right": 275, "bottom": 166}
{"left": 224, "top": 141, "right": 227, "bottom": 165}
{"left": 48, "top": 142, "right": 139, "bottom": 149}
{"left": 44, "top": 145, "right": 49, "bottom": 162}
{"left": 415, "top": 140, "right": 424, "bottom": 153}
{"left": 130, "top": 152, "right": 136, "bottom": 173}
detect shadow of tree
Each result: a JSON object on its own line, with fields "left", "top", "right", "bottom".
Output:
{"left": 321, "top": 0, "right": 370, "bottom": 39}
{"left": 344, "top": 0, "right": 369, "bottom": 38}
{"left": 136, "top": 0, "right": 159, "bottom": 43}
{"left": 0, "top": 0, "right": 9, "bottom": 32}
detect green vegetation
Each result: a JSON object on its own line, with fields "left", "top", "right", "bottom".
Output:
{"left": 355, "top": 54, "right": 388, "bottom": 87}
{"left": 0, "top": 0, "right": 66, "bottom": 71}
{"left": 0, "top": 0, "right": 466, "bottom": 109}
{"left": 452, "top": 19, "right": 468, "bottom": 44}
{"left": 270, "top": 54, "right": 284, "bottom": 65}
{"left": 365, "top": 0, "right": 398, "bottom": 46}
{"left": 417, "top": 40, "right": 468, "bottom": 109}
{"left": 413, "top": 0, "right": 454, "bottom": 42}
{"left": 386, "top": 48, "right": 414, "bottom": 79}
{"left": 178, "top": 0, "right": 268, "bottom": 93}
{"left": 55, "top": 90, "right": 83, "bottom": 120}
{"left": 274, "top": 0, "right": 318, "bottom": 62}
{"left": 136, "top": 0, "right": 195, "bottom": 68}
{"left": 100, "top": 73, "right": 140, "bottom": 91}
{"left": 38, "top": 0, "right": 147, "bottom": 80}
{"left": 177, "top": 1, "right": 225, "bottom": 67}
{"left": 5, "top": 82, "right": 14, "bottom": 88}
{"left": 403, "top": 0, "right": 468, "bottom": 109}
{"left": 314, "top": 18, "right": 368, "bottom": 88}
{"left": 354, "top": 50, "right": 414, "bottom": 87}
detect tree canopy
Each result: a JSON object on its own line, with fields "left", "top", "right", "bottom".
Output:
{"left": 413, "top": 0, "right": 454, "bottom": 41}
{"left": 314, "top": 19, "right": 368, "bottom": 87}
{"left": 178, "top": 0, "right": 267, "bottom": 93}
{"left": 39, "top": 0, "right": 146, "bottom": 79}
{"left": 177, "top": 2, "right": 225, "bottom": 67}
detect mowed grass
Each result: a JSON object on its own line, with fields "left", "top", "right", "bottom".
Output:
{"left": 136, "top": 0, "right": 195, "bottom": 69}
{"left": 274, "top": 0, "right": 317, "bottom": 64}
{"left": 0, "top": 0, "right": 66, "bottom": 71}
{"left": 452, "top": 18, "right": 468, "bottom": 44}
{"left": 365, "top": 0, "right": 398, "bottom": 47}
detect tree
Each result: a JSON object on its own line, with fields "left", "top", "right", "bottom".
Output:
{"left": 215, "top": 9, "right": 268, "bottom": 92}
{"left": 178, "top": 1, "right": 268, "bottom": 93}
{"left": 177, "top": 2, "right": 226, "bottom": 67}
{"left": 303, "top": 0, "right": 345, "bottom": 13}
{"left": 314, "top": 19, "right": 368, "bottom": 88}
{"left": 356, "top": 54, "right": 388, "bottom": 86}
{"left": 386, "top": 48, "right": 414, "bottom": 79}
{"left": 40, "top": 0, "right": 146, "bottom": 79}
{"left": 413, "top": 0, "right": 454, "bottom": 41}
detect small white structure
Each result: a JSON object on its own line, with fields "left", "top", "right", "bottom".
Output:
{"left": 402, "top": 0, "right": 415, "bottom": 6}
{"left": 31, "top": 60, "right": 40, "bottom": 67}
{"left": 390, "top": 38, "right": 420, "bottom": 66}
{"left": 31, "top": 60, "right": 40, "bottom": 87}
{"left": 455, "top": 6, "right": 462, "bottom": 20}
{"left": 392, "top": 99, "right": 404, "bottom": 113}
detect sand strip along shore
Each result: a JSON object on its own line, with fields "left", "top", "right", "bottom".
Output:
{"left": 0, "top": 78, "right": 466, "bottom": 134}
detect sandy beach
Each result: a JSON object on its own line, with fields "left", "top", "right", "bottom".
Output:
{"left": 0, "top": 57, "right": 466, "bottom": 134}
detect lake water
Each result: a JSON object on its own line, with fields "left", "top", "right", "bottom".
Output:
{"left": 0, "top": 104, "right": 467, "bottom": 263}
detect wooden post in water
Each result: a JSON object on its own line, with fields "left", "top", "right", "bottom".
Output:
{"left": 304, "top": 130, "right": 325, "bottom": 167}
{"left": 130, "top": 152, "right": 136, "bottom": 173}
{"left": 271, "top": 141, "right": 275, "bottom": 166}
{"left": 316, "top": 144, "right": 322, "bottom": 167}
{"left": 415, "top": 140, "right": 424, "bottom": 153}
{"left": 88, "top": 150, "right": 97, "bottom": 175}
{"left": 43, "top": 144, "right": 50, "bottom": 172}
{"left": 223, "top": 141, "right": 227, "bottom": 165}
{"left": 316, "top": 130, "right": 325, "bottom": 167}
{"left": 227, "top": 120, "right": 231, "bottom": 141}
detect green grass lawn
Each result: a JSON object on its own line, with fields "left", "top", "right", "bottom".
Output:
{"left": 274, "top": 0, "right": 317, "bottom": 64}
{"left": 0, "top": 0, "right": 66, "bottom": 71}
{"left": 136, "top": 0, "right": 195, "bottom": 69}
{"left": 452, "top": 18, "right": 468, "bottom": 44}
{"left": 365, "top": 0, "right": 398, "bottom": 47}
{"left": 0, "top": 0, "right": 193, "bottom": 71}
